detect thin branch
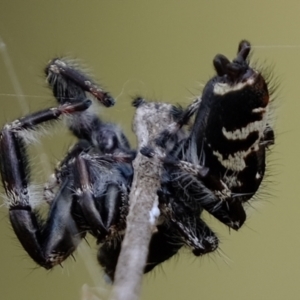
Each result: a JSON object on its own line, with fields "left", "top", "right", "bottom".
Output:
{"left": 110, "top": 99, "right": 174, "bottom": 300}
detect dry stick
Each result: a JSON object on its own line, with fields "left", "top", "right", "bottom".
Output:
{"left": 110, "top": 99, "right": 174, "bottom": 300}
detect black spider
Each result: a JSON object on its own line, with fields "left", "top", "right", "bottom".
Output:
{"left": 0, "top": 40, "right": 274, "bottom": 282}
{"left": 99, "top": 41, "right": 275, "bottom": 279}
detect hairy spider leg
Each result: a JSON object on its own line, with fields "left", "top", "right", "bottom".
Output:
{"left": 141, "top": 144, "right": 245, "bottom": 230}
{"left": 44, "top": 140, "right": 91, "bottom": 204}
{"left": 45, "top": 58, "right": 115, "bottom": 107}
{"left": 45, "top": 57, "right": 135, "bottom": 159}
{"left": 158, "top": 173, "right": 219, "bottom": 255}
{"left": 0, "top": 101, "right": 92, "bottom": 268}
{"left": 72, "top": 154, "right": 109, "bottom": 237}
{"left": 71, "top": 153, "right": 131, "bottom": 241}
{"left": 163, "top": 158, "right": 246, "bottom": 230}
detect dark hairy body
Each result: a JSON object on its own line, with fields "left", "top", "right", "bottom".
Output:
{"left": 0, "top": 40, "right": 274, "bottom": 281}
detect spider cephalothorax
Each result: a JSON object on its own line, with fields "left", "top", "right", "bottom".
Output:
{"left": 0, "top": 40, "right": 274, "bottom": 281}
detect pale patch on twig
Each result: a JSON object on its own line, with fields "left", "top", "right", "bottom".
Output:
{"left": 110, "top": 100, "right": 174, "bottom": 300}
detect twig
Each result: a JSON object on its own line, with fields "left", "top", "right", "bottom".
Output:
{"left": 110, "top": 99, "right": 174, "bottom": 300}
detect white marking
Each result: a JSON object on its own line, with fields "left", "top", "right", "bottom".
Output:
{"left": 252, "top": 107, "right": 266, "bottom": 113}
{"left": 149, "top": 198, "right": 160, "bottom": 225}
{"left": 213, "top": 76, "right": 255, "bottom": 95}
{"left": 204, "top": 236, "right": 218, "bottom": 251}
{"left": 213, "top": 179, "right": 232, "bottom": 200}
{"left": 213, "top": 144, "right": 259, "bottom": 171}
{"left": 224, "top": 175, "right": 242, "bottom": 188}
{"left": 75, "top": 188, "right": 83, "bottom": 196}
{"left": 55, "top": 59, "right": 67, "bottom": 67}
{"left": 256, "top": 172, "right": 261, "bottom": 179}
{"left": 6, "top": 188, "right": 30, "bottom": 207}
{"left": 49, "top": 64, "right": 60, "bottom": 74}
{"left": 4, "top": 122, "right": 14, "bottom": 130}
{"left": 214, "top": 189, "right": 231, "bottom": 201}
{"left": 222, "top": 119, "right": 265, "bottom": 140}
{"left": 222, "top": 103, "right": 269, "bottom": 141}
{"left": 231, "top": 221, "right": 240, "bottom": 228}
{"left": 176, "top": 219, "right": 204, "bottom": 249}
{"left": 214, "top": 101, "right": 269, "bottom": 170}
{"left": 47, "top": 252, "right": 65, "bottom": 265}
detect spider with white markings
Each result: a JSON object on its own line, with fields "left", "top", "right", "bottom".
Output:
{"left": 0, "top": 40, "right": 275, "bottom": 281}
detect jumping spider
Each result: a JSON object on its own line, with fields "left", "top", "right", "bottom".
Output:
{"left": 0, "top": 40, "right": 274, "bottom": 281}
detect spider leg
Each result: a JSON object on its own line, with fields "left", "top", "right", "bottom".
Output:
{"left": 72, "top": 154, "right": 108, "bottom": 238}
{"left": 37, "top": 178, "right": 85, "bottom": 268}
{"left": 45, "top": 58, "right": 135, "bottom": 157}
{"left": 0, "top": 128, "right": 84, "bottom": 268}
{"left": 55, "top": 144, "right": 131, "bottom": 244}
{"left": 0, "top": 100, "right": 98, "bottom": 268}
{"left": 45, "top": 58, "right": 115, "bottom": 107}
{"left": 1, "top": 100, "right": 92, "bottom": 207}
{"left": 165, "top": 159, "right": 246, "bottom": 230}
{"left": 171, "top": 214, "right": 219, "bottom": 257}
{"left": 142, "top": 146, "right": 246, "bottom": 230}
{"left": 158, "top": 185, "right": 219, "bottom": 256}
{"left": 8, "top": 100, "right": 91, "bottom": 133}
{"left": 44, "top": 137, "right": 134, "bottom": 206}
{"left": 0, "top": 100, "right": 91, "bottom": 204}
{"left": 44, "top": 140, "right": 91, "bottom": 204}
{"left": 71, "top": 153, "right": 130, "bottom": 240}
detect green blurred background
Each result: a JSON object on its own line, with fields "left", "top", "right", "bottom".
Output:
{"left": 0, "top": 1, "right": 298, "bottom": 299}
